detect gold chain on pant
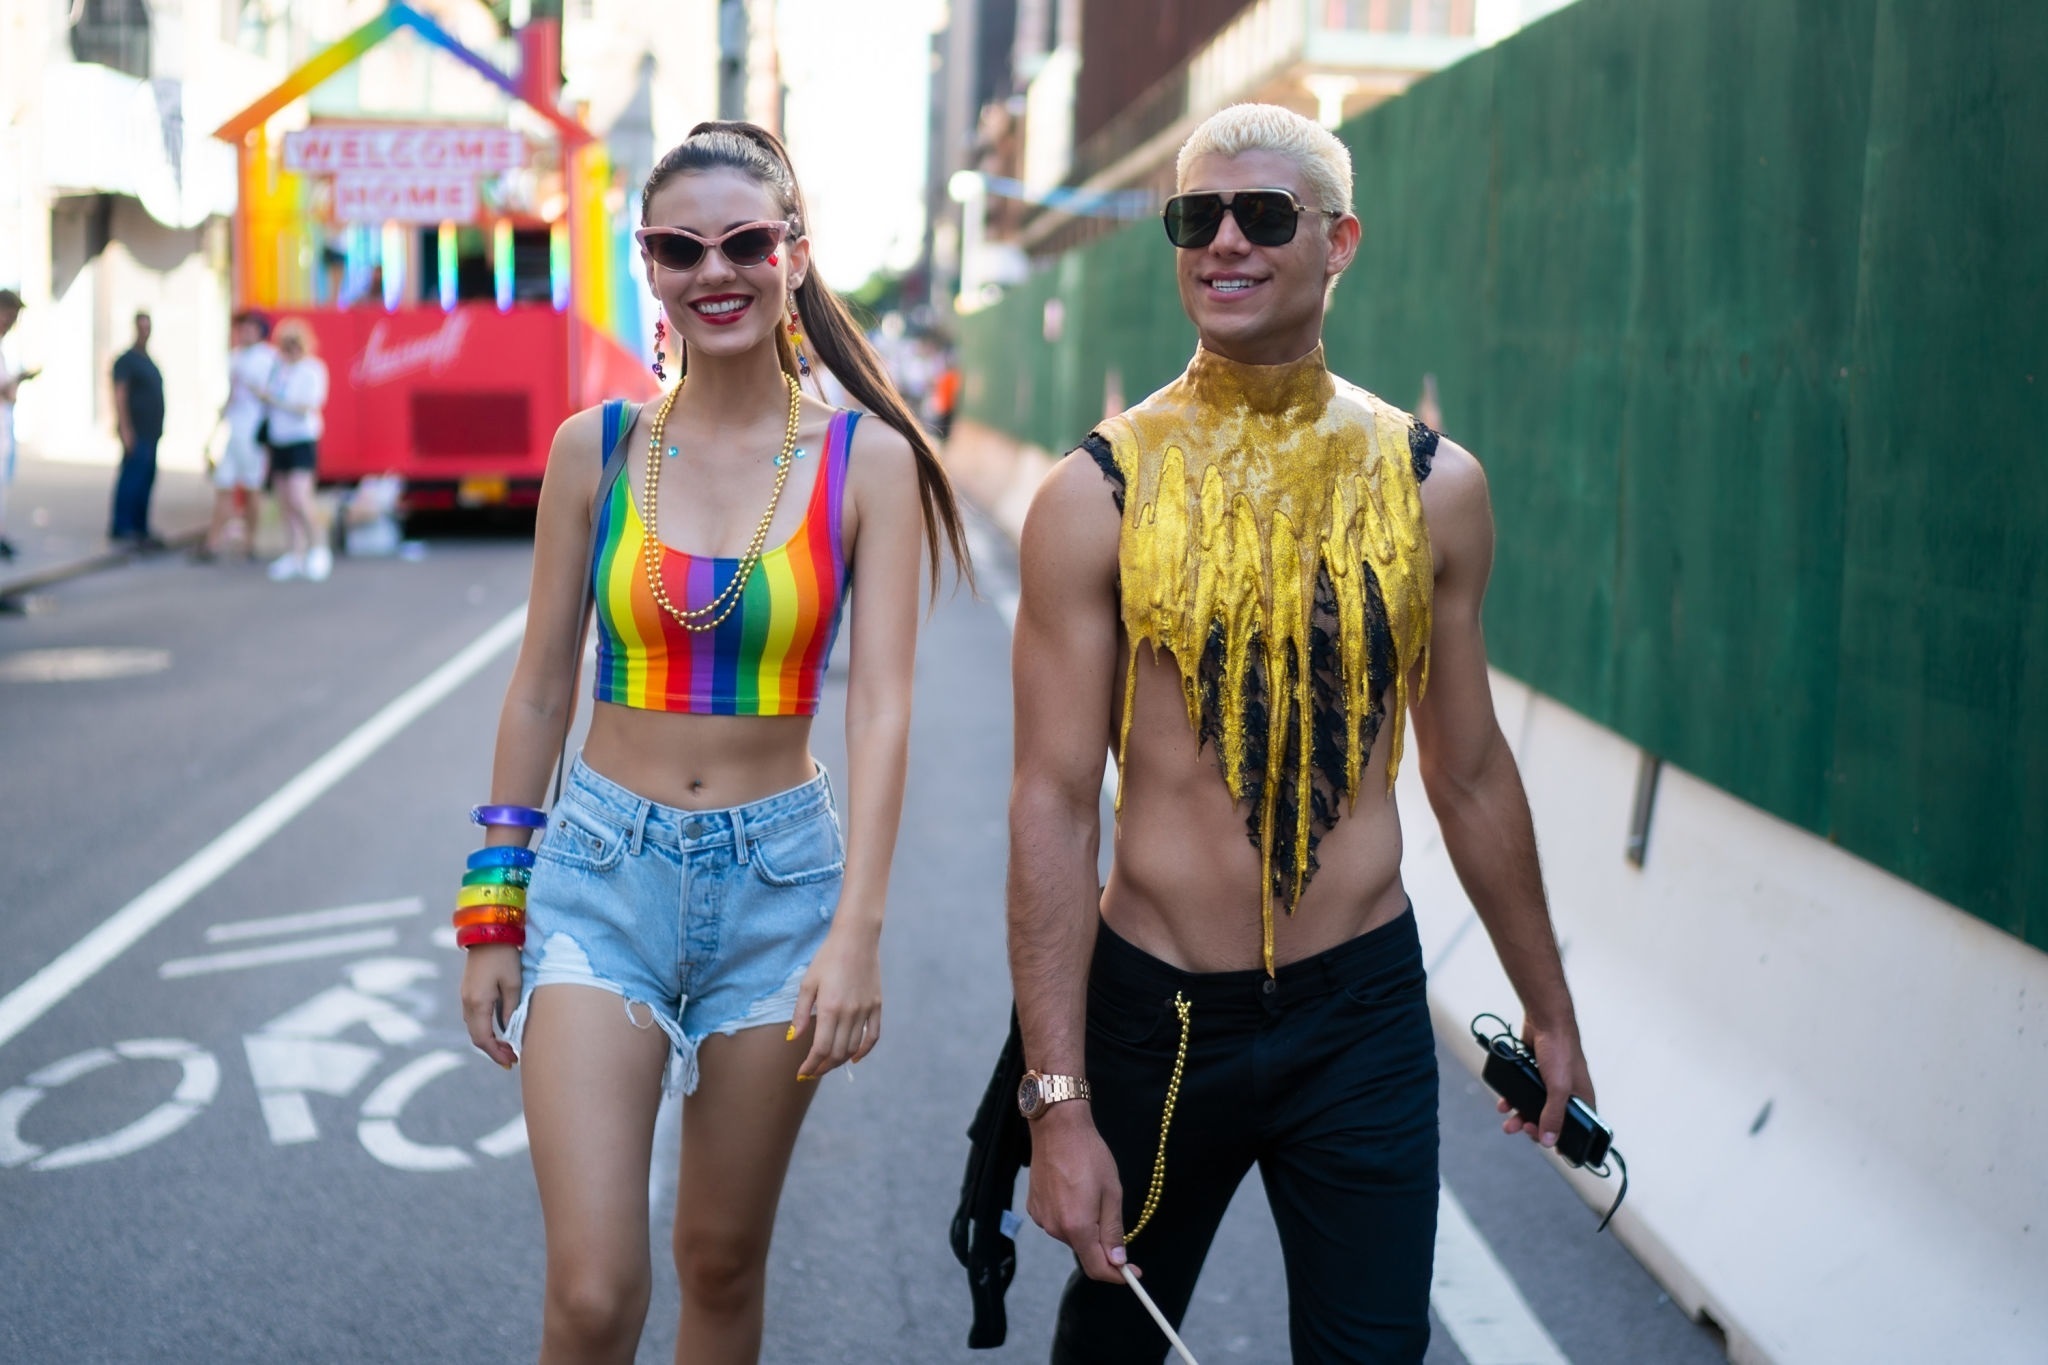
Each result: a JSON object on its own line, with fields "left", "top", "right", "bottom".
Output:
{"left": 1124, "top": 991, "right": 1192, "bottom": 1245}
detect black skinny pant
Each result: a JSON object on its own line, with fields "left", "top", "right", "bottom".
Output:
{"left": 1052, "top": 910, "right": 1439, "bottom": 1365}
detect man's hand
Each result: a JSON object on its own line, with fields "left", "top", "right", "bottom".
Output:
{"left": 1026, "top": 1102, "right": 1135, "bottom": 1283}
{"left": 1498, "top": 1014, "right": 1595, "bottom": 1149}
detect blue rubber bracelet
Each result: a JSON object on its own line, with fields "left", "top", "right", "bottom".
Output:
{"left": 470, "top": 804, "right": 548, "bottom": 830}
{"left": 466, "top": 845, "right": 538, "bottom": 870}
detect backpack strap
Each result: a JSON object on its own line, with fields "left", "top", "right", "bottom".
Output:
{"left": 550, "top": 399, "right": 644, "bottom": 807}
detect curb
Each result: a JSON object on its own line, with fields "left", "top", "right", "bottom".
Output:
{"left": 0, "top": 527, "right": 207, "bottom": 602}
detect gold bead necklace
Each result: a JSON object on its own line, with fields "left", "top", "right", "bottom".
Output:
{"left": 1124, "top": 991, "right": 1192, "bottom": 1245}
{"left": 641, "top": 372, "right": 804, "bottom": 632}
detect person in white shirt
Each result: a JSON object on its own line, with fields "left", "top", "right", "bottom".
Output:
{"left": 263, "top": 319, "right": 332, "bottom": 582}
{"left": 199, "top": 311, "right": 277, "bottom": 561}
{"left": 0, "top": 288, "right": 39, "bottom": 561}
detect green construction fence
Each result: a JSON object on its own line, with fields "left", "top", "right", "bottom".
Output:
{"left": 957, "top": 0, "right": 2047, "bottom": 951}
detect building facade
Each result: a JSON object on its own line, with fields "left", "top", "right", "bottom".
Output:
{"left": 0, "top": 0, "right": 327, "bottom": 469}
{"left": 924, "top": 0, "right": 1577, "bottom": 309}
{"left": 0, "top": 0, "right": 760, "bottom": 476}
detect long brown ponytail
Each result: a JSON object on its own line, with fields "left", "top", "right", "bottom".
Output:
{"left": 644, "top": 121, "right": 973, "bottom": 596}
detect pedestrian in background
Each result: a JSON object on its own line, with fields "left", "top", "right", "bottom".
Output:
{"left": 109, "top": 310, "right": 165, "bottom": 549}
{"left": 262, "top": 319, "right": 331, "bottom": 582}
{"left": 929, "top": 350, "right": 962, "bottom": 439}
{"left": 458, "top": 120, "right": 970, "bottom": 1364}
{"left": 198, "top": 310, "right": 276, "bottom": 562}
{"left": 0, "top": 288, "right": 38, "bottom": 560}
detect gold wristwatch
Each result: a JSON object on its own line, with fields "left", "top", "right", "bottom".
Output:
{"left": 1017, "top": 1069, "right": 1090, "bottom": 1120}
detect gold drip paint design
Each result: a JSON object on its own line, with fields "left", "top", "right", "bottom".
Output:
{"left": 1103, "top": 345, "right": 1434, "bottom": 974}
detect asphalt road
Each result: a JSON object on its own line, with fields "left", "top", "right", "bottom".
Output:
{"left": 0, "top": 524, "right": 1724, "bottom": 1364}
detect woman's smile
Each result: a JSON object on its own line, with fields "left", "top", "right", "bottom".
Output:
{"left": 689, "top": 293, "right": 754, "bottom": 325}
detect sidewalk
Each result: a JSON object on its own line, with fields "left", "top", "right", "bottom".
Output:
{"left": 1, "top": 456, "right": 214, "bottom": 599}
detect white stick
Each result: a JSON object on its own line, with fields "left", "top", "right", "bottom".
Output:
{"left": 1121, "top": 1264, "right": 1201, "bottom": 1365}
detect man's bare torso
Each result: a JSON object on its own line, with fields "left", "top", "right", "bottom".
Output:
{"left": 1101, "top": 636, "right": 1414, "bottom": 974}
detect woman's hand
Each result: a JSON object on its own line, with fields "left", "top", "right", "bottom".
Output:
{"left": 460, "top": 945, "right": 523, "bottom": 1069}
{"left": 789, "top": 921, "right": 882, "bottom": 1081}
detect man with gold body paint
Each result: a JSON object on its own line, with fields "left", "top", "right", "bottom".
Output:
{"left": 1003, "top": 105, "right": 1598, "bottom": 1363}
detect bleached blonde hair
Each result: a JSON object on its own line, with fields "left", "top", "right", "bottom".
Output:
{"left": 1176, "top": 103, "right": 1354, "bottom": 215}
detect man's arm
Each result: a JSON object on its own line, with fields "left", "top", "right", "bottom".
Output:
{"left": 1408, "top": 438, "right": 1595, "bottom": 1148}
{"left": 1008, "top": 449, "right": 1133, "bottom": 1282}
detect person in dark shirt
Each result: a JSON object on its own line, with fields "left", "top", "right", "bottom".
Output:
{"left": 110, "top": 311, "right": 165, "bottom": 547}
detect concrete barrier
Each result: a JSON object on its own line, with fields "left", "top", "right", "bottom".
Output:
{"left": 1402, "top": 675, "right": 2048, "bottom": 1365}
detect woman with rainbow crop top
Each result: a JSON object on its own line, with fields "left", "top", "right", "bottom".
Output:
{"left": 458, "top": 121, "right": 970, "bottom": 1363}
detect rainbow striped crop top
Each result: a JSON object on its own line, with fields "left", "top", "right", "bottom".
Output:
{"left": 589, "top": 403, "right": 857, "bottom": 715}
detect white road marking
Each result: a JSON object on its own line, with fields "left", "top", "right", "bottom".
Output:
{"left": 649, "top": 1091, "right": 682, "bottom": 1216}
{"left": 0, "top": 1086, "right": 44, "bottom": 1165}
{"left": 1432, "top": 1185, "right": 1572, "bottom": 1364}
{"left": 973, "top": 523, "right": 1572, "bottom": 1365}
{"left": 0, "top": 1039, "right": 220, "bottom": 1171}
{"left": 476, "top": 1113, "right": 528, "bottom": 1159}
{"left": 358, "top": 1050, "right": 473, "bottom": 1171}
{"left": 205, "top": 897, "right": 425, "bottom": 943}
{"left": 248, "top": 1038, "right": 382, "bottom": 1144}
{"left": 244, "top": 958, "right": 435, "bottom": 1144}
{"left": 0, "top": 646, "right": 172, "bottom": 683}
{"left": 0, "top": 605, "right": 527, "bottom": 1053}
{"left": 158, "top": 929, "right": 402, "bottom": 979}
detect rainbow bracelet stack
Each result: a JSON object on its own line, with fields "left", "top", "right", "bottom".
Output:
{"left": 457, "top": 805, "right": 545, "bottom": 949}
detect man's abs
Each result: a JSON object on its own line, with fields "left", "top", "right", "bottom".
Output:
{"left": 1102, "top": 652, "right": 1411, "bottom": 974}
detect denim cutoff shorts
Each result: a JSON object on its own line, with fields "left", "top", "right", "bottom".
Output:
{"left": 499, "top": 754, "right": 845, "bottom": 1095}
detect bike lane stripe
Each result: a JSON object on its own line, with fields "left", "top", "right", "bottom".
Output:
{"left": 0, "top": 605, "right": 529, "bottom": 1054}
{"left": 159, "top": 929, "right": 403, "bottom": 979}
{"left": 206, "top": 897, "right": 425, "bottom": 943}
{"left": 1433, "top": 1185, "right": 1571, "bottom": 1364}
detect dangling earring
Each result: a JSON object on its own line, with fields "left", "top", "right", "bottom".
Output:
{"left": 651, "top": 315, "right": 667, "bottom": 382}
{"left": 787, "top": 297, "right": 811, "bottom": 381}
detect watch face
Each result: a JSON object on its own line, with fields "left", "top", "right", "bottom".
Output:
{"left": 1018, "top": 1074, "right": 1042, "bottom": 1115}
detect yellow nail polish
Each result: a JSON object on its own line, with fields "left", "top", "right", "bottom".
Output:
{"left": 797, "top": 1073, "right": 814, "bottom": 1083}
{"left": 786, "top": 1025, "right": 797, "bottom": 1042}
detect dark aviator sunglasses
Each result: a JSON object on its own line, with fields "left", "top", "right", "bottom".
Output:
{"left": 635, "top": 221, "right": 791, "bottom": 273}
{"left": 1161, "top": 189, "right": 1340, "bottom": 250}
